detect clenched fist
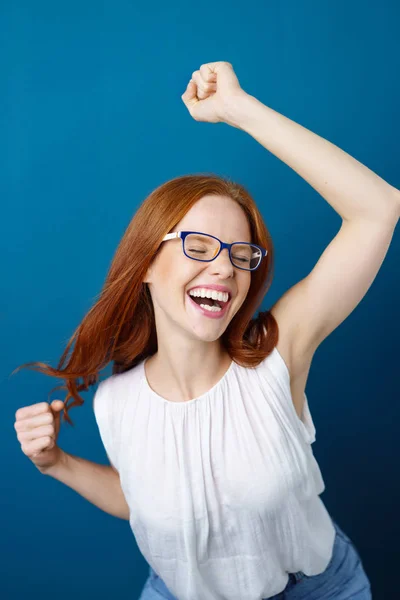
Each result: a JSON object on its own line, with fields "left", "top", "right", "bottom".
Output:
{"left": 181, "top": 61, "right": 246, "bottom": 124}
{"left": 14, "top": 400, "right": 65, "bottom": 473}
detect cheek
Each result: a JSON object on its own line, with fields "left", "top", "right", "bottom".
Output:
{"left": 236, "top": 277, "right": 251, "bottom": 307}
{"left": 155, "top": 257, "right": 201, "bottom": 298}
{"left": 241, "top": 274, "right": 251, "bottom": 295}
{"left": 157, "top": 262, "right": 175, "bottom": 285}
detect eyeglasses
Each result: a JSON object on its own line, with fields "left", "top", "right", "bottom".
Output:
{"left": 161, "top": 231, "right": 268, "bottom": 271}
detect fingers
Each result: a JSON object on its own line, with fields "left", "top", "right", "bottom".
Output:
{"left": 15, "top": 401, "right": 49, "bottom": 421}
{"left": 51, "top": 399, "right": 65, "bottom": 412}
{"left": 14, "top": 410, "right": 56, "bottom": 458}
{"left": 191, "top": 69, "right": 217, "bottom": 99}
{"left": 14, "top": 400, "right": 67, "bottom": 469}
{"left": 22, "top": 436, "right": 55, "bottom": 459}
{"left": 15, "top": 406, "right": 51, "bottom": 431}
{"left": 15, "top": 410, "right": 53, "bottom": 433}
{"left": 181, "top": 63, "right": 218, "bottom": 105}
{"left": 181, "top": 61, "right": 234, "bottom": 122}
{"left": 199, "top": 64, "right": 217, "bottom": 83}
{"left": 19, "top": 423, "right": 55, "bottom": 444}
{"left": 15, "top": 400, "right": 64, "bottom": 423}
{"left": 181, "top": 80, "right": 199, "bottom": 111}
{"left": 14, "top": 401, "right": 64, "bottom": 454}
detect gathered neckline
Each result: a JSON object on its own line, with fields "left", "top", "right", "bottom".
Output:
{"left": 141, "top": 357, "right": 236, "bottom": 406}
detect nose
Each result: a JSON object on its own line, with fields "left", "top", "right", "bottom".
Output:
{"left": 209, "top": 247, "right": 234, "bottom": 277}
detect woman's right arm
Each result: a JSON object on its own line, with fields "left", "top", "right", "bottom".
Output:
{"left": 40, "top": 450, "right": 130, "bottom": 521}
{"left": 15, "top": 400, "right": 130, "bottom": 521}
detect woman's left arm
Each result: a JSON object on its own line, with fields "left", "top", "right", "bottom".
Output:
{"left": 225, "top": 92, "right": 399, "bottom": 358}
{"left": 183, "top": 62, "right": 399, "bottom": 358}
{"left": 224, "top": 92, "right": 400, "bottom": 224}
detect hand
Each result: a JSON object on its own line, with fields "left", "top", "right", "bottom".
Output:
{"left": 14, "top": 399, "right": 65, "bottom": 473}
{"left": 181, "top": 61, "right": 246, "bottom": 124}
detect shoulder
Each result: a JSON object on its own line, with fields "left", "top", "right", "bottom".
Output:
{"left": 92, "top": 375, "right": 114, "bottom": 421}
{"left": 93, "top": 363, "right": 142, "bottom": 414}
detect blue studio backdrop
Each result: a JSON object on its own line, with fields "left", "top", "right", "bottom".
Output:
{"left": 1, "top": 2, "right": 399, "bottom": 599}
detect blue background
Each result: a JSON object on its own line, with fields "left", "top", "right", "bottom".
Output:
{"left": 1, "top": 2, "right": 399, "bottom": 599}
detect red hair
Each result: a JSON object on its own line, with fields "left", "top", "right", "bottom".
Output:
{"left": 12, "top": 174, "right": 279, "bottom": 425}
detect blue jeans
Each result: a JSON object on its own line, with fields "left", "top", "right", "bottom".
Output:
{"left": 138, "top": 520, "right": 372, "bottom": 599}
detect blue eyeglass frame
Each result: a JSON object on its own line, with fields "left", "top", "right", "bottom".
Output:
{"left": 161, "top": 230, "right": 268, "bottom": 271}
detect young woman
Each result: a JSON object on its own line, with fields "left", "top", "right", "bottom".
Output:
{"left": 14, "top": 61, "right": 399, "bottom": 599}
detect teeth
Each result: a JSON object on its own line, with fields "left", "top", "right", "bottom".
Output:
{"left": 188, "top": 288, "right": 229, "bottom": 302}
{"left": 200, "top": 304, "right": 222, "bottom": 312}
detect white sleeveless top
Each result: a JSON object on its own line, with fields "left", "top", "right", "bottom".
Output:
{"left": 93, "top": 346, "right": 336, "bottom": 600}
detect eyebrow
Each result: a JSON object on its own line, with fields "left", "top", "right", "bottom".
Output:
{"left": 196, "top": 232, "right": 251, "bottom": 243}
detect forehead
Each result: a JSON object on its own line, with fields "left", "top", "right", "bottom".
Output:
{"left": 176, "top": 195, "right": 251, "bottom": 242}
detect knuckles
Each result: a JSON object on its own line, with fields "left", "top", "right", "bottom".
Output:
{"left": 21, "top": 434, "right": 52, "bottom": 456}
{"left": 17, "top": 423, "right": 54, "bottom": 441}
{"left": 15, "top": 402, "right": 49, "bottom": 421}
{"left": 14, "top": 411, "right": 53, "bottom": 431}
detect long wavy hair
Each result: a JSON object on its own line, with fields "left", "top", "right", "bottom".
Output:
{"left": 12, "top": 174, "right": 279, "bottom": 425}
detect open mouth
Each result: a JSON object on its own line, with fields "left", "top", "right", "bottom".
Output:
{"left": 186, "top": 291, "right": 231, "bottom": 317}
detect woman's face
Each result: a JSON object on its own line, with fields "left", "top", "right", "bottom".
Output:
{"left": 144, "top": 195, "right": 252, "bottom": 343}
